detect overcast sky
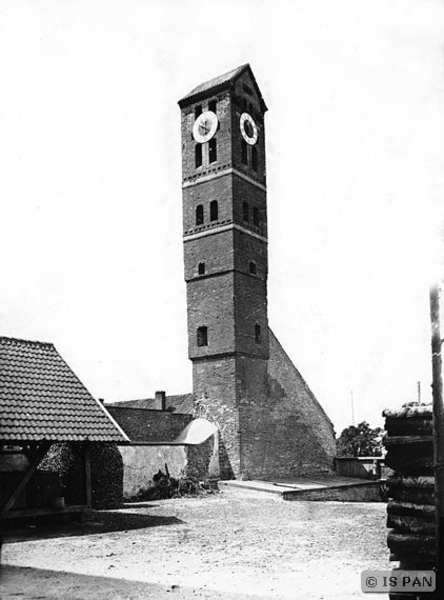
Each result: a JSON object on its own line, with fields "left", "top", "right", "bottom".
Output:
{"left": 1, "top": 0, "right": 444, "bottom": 433}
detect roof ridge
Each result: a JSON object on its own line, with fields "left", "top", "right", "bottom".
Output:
{"left": 0, "top": 335, "right": 54, "bottom": 348}
{"left": 179, "top": 63, "right": 252, "bottom": 105}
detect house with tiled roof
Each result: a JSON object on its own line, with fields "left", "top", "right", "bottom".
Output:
{"left": 0, "top": 336, "right": 128, "bottom": 519}
{"left": 105, "top": 392, "right": 218, "bottom": 499}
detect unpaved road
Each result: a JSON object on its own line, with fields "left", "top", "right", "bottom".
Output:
{"left": 0, "top": 491, "right": 391, "bottom": 599}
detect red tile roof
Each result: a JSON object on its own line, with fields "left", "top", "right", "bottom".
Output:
{"left": 107, "top": 407, "right": 192, "bottom": 443}
{"left": 0, "top": 336, "right": 128, "bottom": 443}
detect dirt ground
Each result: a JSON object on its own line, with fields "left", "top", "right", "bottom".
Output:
{"left": 0, "top": 490, "right": 391, "bottom": 599}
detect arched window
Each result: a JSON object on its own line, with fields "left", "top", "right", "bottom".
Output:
{"left": 195, "top": 144, "right": 202, "bottom": 168}
{"left": 249, "top": 261, "right": 257, "bottom": 275}
{"left": 243, "top": 201, "right": 249, "bottom": 223}
{"left": 196, "top": 204, "right": 204, "bottom": 226}
{"left": 208, "top": 100, "right": 217, "bottom": 113}
{"left": 210, "top": 200, "right": 218, "bottom": 221}
{"left": 197, "top": 326, "right": 208, "bottom": 347}
{"left": 255, "top": 324, "right": 262, "bottom": 344}
{"left": 252, "top": 147, "right": 258, "bottom": 172}
{"left": 198, "top": 262, "right": 205, "bottom": 275}
{"left": 241, "top": 141, "right": 248, "bottom": 165}
{"left": 209, "top": 138, "right": 217, "bottom": 163}
{"left": 253, "top": 206, "right": 260, "bottom": 227}
{"left": 195, "top": 105, "right": 202, "bottom": 118}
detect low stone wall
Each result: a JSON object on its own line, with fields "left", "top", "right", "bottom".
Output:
{"left": 334, "top": 457, "right": 386, "bottom": 480}
{"left": 284, "top": 482, "right": 383, "bottom": 502}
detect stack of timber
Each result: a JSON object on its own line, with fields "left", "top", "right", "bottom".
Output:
{"left": 383, "top": 404, "right": 436, "bottom": 599}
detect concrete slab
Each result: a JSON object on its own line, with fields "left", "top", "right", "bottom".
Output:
{"left": 218, "top": 475, "right": 384, "bottom": 502}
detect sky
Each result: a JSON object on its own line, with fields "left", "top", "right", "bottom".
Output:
{"left": 1, "top": 0, "right": 444, "bottom": 434}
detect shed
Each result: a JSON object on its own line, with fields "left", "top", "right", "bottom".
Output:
{"left": 0, "top": 336, "right": 129, "bottom": 519}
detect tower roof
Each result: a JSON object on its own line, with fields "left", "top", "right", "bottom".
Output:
{"left": 178, "top": 63, "right": 267, "bottom": 111}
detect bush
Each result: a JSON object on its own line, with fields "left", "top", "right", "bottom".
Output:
{"left": 40, "top": 442, "right": 123, "bottom": 509}
{"left": 133, "top": 466, "right": 212, "bottom": 501}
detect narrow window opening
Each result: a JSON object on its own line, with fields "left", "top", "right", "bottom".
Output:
{"left": 253, "top": 206, "right": 260, "bottom": 227}
{"left": 241, "top": 141, "right": 248, "bottom": 165}
{"left": 195, "top": 105, "right": 202, "bottom": 118}
{"left": 195, "top": 144, "right": 202, "bottom": 168}
{"left": 196, "top": 204, "right": 204, "bottom": 226}
{"left": 198, "top": 262, "right": 205, "bottom": 275}
{"left": 197, "top": 326, "right": 208, "bottom": 347}
{"left": 209, "top": 138, "right": 217, "bottom": 163}
{"left": 243, "top": 201, "right": 249, "bottom": 223}
{"left": 252, "top": 147, "right": 258, "bottom": 172}
{"left": 249, "top": 261, "right": 257, "bottom": 275}
{"left": 208, "top": 100, "right": 217, "bottom": 113}
{"left": 255, "top": 324, "right": 262, "bottom": 344}
{"left": 210, "top": 200, "right": 218, "bottom": 221}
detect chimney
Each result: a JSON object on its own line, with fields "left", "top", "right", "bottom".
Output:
{"left": 154, "top": 390, "right": 166, "bottom": 411}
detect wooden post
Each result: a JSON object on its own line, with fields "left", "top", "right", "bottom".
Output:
{"left": 1, "top": 441, "right": 51, "bottom": 515}
{"left": 429, "top": 284, "right": 444, "bottom": 582}
{"left": 85, "top": 442, "right": 92, "bottom": 509}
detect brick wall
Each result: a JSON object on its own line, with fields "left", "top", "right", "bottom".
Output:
{"left": 232, "top": 176, "right": 267, "bottom": 237}
{"left": 182, "top": 174, "right": 232, "bottom": 236}
{"left": 186, "top": 273, "right": 236, "bottom": 359}
{"left": 192, "top": 329, "right": 336, "bottom": 480}
{"left": 233, "top": 272, "right": 269, "bottom": 359}
{"left": 231, "top": 71, "right": 266, "bottom": 184}
{"left": 263, "top": 329, "right": 336, "bottom": 477}
{"left": 193, "top": 356, "right": 240, "bottom": 478}
{"left": 181, "top": 92, "right": 232, "bottom": 181}
{"left": 183, "top": 229, "right": 235, "bottom": 281}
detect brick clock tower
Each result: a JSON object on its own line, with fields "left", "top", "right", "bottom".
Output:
{"left": 178, "top": 65, "right": 336, "bottom": 480}
{"left": 178, "top": 64, "right": 270, "bottom": 479}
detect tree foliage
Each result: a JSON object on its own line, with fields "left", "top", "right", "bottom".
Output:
{"left": 336, "top": 421, "right": 384, "bottom": 457}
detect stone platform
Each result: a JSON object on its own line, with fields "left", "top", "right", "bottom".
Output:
{"left": 218, "top": 474, "right": 384, "bottom": 502}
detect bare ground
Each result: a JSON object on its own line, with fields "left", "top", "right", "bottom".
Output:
{"left": 0, "top": 491, "right": 391, "bottom": 599}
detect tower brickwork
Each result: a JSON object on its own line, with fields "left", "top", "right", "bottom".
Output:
{"left": 179, "top": 65, "right": 336, "bottom": 479}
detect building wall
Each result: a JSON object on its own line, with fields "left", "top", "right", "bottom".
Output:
{"left": 265, "top": 329, "right": 336, "bottom": 476}
{"left": 192, "top": 330, "right": 336, "bottom": 481}
{"left": 118, "top": 445, "right": 187, "bottom": 499}
{"left": 118, "top": 439, "right": 217, "bottom": 500}
{"left": 193, "top": 356, "right": 240, "bottom": 478}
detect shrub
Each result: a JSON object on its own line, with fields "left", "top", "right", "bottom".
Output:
{"left": 40, "top": 442, "right": 123, "bottom": 509}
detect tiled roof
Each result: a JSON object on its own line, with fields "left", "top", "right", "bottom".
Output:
{"left": 107, "top": 407, "right": 192, "bottom": 443}
{"left": 178, "top": 63, "right": 267, "bottom": 111}
{"left": 109, "top": 393, "right": 195, "bottom": 415}
{"left": 0, "top": 336, "right": 128, "bottom": 443}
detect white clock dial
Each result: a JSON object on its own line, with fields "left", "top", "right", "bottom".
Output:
{"left": 193, "top": 111, "right": 218, "bottom": 143}
{"left": 240, "top": 112, "right": 258, "bottom": 145}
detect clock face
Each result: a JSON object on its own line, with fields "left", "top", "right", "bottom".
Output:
{"left": 193, "top": 111, "right": 218, "bottom": 144}
{"left": 240, "top": 112, "right": 258, "bottom": 145}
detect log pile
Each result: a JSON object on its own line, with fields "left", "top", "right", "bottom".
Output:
{"left": 383, "top": 404, "right": 436, "bottom": 579}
